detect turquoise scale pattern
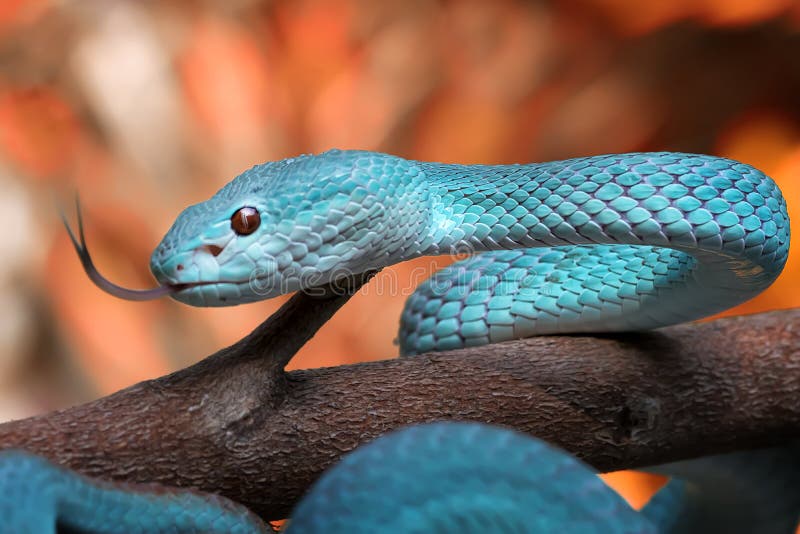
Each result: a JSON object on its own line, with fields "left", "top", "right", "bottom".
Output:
{"left": 0, "top": 450, "right": 269, "bottom": 533}
{"left": 287, "top": 422, "right": 657, "bottom": 534}
{"left": 399, "top": 152, "right": 789, "bottom": 354}
{"left": 150, "top": 150, "right": 788, "bottom": 327}
{"left": 399, "top": 246, "right": 701, "bottom": 354}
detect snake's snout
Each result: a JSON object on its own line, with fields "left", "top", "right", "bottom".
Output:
{"left": 149, "top": 237, "right": 287, "bottom": 306}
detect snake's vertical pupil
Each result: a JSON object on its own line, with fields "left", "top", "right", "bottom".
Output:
{"left": 231, "top": 207, "right": 260, "bottom": 235}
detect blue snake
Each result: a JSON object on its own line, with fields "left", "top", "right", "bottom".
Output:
{"left": 1, "top": 150, "right": 796, "bottom": 532}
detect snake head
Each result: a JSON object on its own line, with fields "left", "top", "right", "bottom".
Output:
{"left": 64, "top": 150, "right": 429, "bottom": 306}
{"left": 149, "top": 149, "right": 428, "bottom": 306}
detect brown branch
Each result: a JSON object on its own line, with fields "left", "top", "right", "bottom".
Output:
{"left": 0, "top": 282, "right": 798, "bottom": 520}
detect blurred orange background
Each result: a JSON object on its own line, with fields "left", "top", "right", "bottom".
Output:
{"left": 0, "top": 0, "right": 799, "bottom": 515}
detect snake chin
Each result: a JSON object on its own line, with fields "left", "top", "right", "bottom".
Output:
{"left": 170, "top": 280, "right": 254, "bottom": 306}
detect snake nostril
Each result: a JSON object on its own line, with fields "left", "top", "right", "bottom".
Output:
{"left": 176, "top": 264, "right": 184, "bottom": 271}
{"left": 203, "top": 245, "right": 224, "bottom": 257}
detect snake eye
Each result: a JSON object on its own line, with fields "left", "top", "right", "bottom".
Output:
{"left": 231, "top": 207, "right": 260, "bottom": 236}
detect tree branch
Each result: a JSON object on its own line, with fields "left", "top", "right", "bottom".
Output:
{"left": 0, "top": 281, "right": 798, "bottom": 520}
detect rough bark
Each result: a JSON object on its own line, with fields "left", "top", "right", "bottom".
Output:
{"left": 0, "top": 280, "right": 797, "bottom": 520}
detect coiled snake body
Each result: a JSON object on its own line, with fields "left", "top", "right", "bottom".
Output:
{"left": 2, "top": 150, "right": 796, "bottom": 532}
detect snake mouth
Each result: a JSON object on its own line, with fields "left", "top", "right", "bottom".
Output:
{"left": 169, "top": 279, "right": 251, "bottom": 293}
{"left": 61, "top": 197, "right": 249, "bottom": 302}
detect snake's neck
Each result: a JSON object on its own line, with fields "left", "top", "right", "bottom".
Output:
{"left": 416, "top": 161, "right": 552, "bottom": 256}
